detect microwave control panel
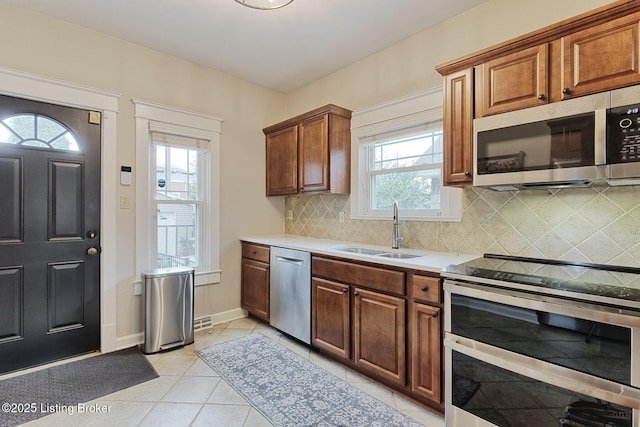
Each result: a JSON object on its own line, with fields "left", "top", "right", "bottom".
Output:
{"left": 608, "top": 104, "right": 640, "bottom": 163}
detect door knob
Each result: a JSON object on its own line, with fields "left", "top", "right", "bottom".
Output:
{"left": 87, "top": 247, "right": 99, "bottom": 256}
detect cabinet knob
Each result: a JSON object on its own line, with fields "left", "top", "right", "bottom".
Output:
{"left": 537, "top": 94, "right": 546, "bottom": 100}
{"left": 420, "top": 286, "right": 428, "bottom": 292}
{"left": 464, "top": 171, "right": 471, "bottom": 177}
{"left": 353, "top": 291, "right": 359, "bottom": 296}
{"left": 431, "top": 312, "right": 439, "bottom": 318}
{"left": 342, "top": 288, "right": 348, "bottom": 293}
{"left": 562, "top": 87, "right": 572, "bottom": 94}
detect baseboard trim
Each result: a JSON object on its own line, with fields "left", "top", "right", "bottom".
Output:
{"left": 111, "top": 308, "right": 249, "bottom": 351}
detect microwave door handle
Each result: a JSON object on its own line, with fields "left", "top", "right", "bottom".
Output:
{"left": 595, "top": 108, "right": 607, "bottom": 165}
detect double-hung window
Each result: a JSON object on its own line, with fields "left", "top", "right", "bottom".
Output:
{"left": 364, "top": 124, "right": 443, "bottom": 212}
{"left": 151, "top": 133, "right": 208, "bottom": 270}
{"left": 134, "top": 99, "right": 222, "bottom": 286}
{"left": 351, "top": 89, "right": 461, "bottom": 221}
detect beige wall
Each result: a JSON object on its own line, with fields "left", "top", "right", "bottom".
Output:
{"left": 0, "top": 3, "right": 286, "bottom": 339}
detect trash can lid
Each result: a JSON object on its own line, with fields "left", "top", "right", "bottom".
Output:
{"left": 141, "top": 267, "right": 195, "bottom": 278}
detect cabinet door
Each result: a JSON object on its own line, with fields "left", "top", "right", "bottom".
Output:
{"left": 443, "top": 68, "right": 474, "bottom": 186}
{"left": 298, "top": 114, "right": 329, "bottom": 193}
{"left": 477, "top": 44, "right": 548, "bottom": 117}
{"left": 241, "top": 258, "right": 270, "bottom": 321}
{"left": 410, "top": 302, "right": 441, "bottom": 403}
{"left": 312, "top": 277, "right": 350, "bottom": 359}
{"left": 353, "top": 287, "right": 406, "bottom": 385}
{"left": 561, "top": 16, "right": 640, "bottom": 99}
{"left": 266, "top": 125, "right": 298, "bottom": 196}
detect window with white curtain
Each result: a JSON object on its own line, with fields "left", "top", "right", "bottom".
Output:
{"left": 351, "top": 89, "right": 461, "bottom": 222}
{"left": 134, "top": 99, "right": 222, "bottom": 286}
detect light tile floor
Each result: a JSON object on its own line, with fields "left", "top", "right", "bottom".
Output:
{"left": 20, "top": 318, "right": 445, "bottom": 426}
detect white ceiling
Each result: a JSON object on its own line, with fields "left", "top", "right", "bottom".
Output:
{"left": 5, "top": 0, "right": 488, "bottom": 92}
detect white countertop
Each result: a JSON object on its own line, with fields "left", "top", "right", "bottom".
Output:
{"left": 240, "top": 234, "right": 478, "bottom": 274}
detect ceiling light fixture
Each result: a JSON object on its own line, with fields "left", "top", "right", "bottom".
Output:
{"left": 234, "top": 0, "right": 294, "bottom": 10}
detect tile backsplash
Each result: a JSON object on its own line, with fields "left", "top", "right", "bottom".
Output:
{"left": 285, "top": 186, "right": 640, "bottom": 267}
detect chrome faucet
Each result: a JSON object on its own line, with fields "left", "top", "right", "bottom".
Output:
{"left": 392, "top": 201, "right": 403, "bottom": 249}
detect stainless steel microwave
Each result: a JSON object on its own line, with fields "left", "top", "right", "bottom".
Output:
{"left": 473, "top": 85, "right": 640, "bottom": 190}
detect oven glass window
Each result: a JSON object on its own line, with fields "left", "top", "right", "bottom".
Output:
{"left": 452, "top": 350, "right": 633, "bottom": 427}
{"left": 451, "top": 295, "right": 631, "bottom": 385}
{"left": 476, "top": 112, "right": 595, "bottom": 174}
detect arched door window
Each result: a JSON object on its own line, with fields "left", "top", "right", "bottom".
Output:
{"left": 0, "top": 113, "right": 80, "bottom": 151}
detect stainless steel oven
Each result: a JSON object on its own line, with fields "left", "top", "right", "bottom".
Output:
{"left": 442, "top": 255, "right": 640, "bottom": 427}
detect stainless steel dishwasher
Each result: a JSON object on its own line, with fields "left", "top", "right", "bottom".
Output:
{"left": 269, "top": 246, "right": 311, "bottom": 344}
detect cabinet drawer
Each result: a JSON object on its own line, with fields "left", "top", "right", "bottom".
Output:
{"left": 409, "top": 275, "right": 441, "bottom": 304}
{"left": 312, "top": 257, "right": 404, "bottom": 295}
{"left": 242, "top": 243, "right": 270, "bottom": 263}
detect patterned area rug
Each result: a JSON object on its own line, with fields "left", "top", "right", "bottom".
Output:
{"left": 196, "top": 333, "right": 424, "bottom": 427}
{"left": 0, "top": 347, "right": 158, "bottom": 427}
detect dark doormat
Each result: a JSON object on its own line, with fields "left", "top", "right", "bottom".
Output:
{"left": 0, "top": 347, "right": 158, "bottom": 427}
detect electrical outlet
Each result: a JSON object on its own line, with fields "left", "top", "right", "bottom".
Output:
{"left": 339, "top": 211, "right": 345, "bottom": 223}
{"left": 120, "top": 196, "right": 130, "bottom": 209}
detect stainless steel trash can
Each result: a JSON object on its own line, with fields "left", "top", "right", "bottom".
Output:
{"left": 141, "top": 267, "right": 195, "bottom": 354}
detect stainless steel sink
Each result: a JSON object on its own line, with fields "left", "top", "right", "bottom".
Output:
{"left": 377, "top": 252, "right": 422, "bottom": 259}
{"left": 335, "top": 246, "right": 386, "bottom": 255}
{"left": 334, "top": 246, "right": 422, "bottom": 259}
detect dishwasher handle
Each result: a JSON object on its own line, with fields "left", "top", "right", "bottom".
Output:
{"left": 274, "top": 255, "right": 305, "bottom": 266}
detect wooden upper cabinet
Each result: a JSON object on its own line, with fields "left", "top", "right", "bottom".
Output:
{"left": 299, "top": 114, "right": 329, "bottom": 193}
{"left": 443, "top": 68, "right": 474, "bottom": 186}
{"left": 476, "top": 44, "right": 549, "bottom": 117}
{"left": 560, "top": 14, "right": 640, "bottom": 100}
{"left": 265, "top": 125, "right": 298, "bottom": 196}
{"left": 264, "top": 104, "right": 351, "bottom": 196}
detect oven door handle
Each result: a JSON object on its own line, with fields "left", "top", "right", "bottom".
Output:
{"left": 446, "top": 333, "right": 640, "bottom": 410}
{"left": 444, "top": 279, "right": 640, "bottom": 329}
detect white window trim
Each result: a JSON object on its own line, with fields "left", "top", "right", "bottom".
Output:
{"left": 350, "top": 87, "right": 462, "bottom": 222}
{"left": 134, "top": 99, "right": 222, "bottom": 286}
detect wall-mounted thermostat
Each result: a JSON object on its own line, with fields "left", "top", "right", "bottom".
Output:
{"left": 121, "top": 166, "right": 132, "bottom": 186}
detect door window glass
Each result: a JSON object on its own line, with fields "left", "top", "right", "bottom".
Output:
{"left": 0, "top": 114, "right": 80, "bottom": 151}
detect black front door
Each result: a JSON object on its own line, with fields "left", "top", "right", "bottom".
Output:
{"left": 0, "top": 94, "right": 101, "bottom": 374}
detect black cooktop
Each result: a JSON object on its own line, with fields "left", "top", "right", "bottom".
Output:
{"left": 442, "top": 254, "right": 640, "bottom": 307}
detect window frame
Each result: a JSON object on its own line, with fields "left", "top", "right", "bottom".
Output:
{"left": 350, "top": 88, "right": 462, "bottom": 222}
{"left": 134, "top": 99, "right": 222, "bottom": 286}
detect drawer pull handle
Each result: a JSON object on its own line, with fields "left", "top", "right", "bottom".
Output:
{"left": 431, "top": 312, "right": 438, "bottom": 318}
{"left": 353, "top": 291, "right": 359, "bottom": 296}
{"left": 421, "top": 286, "right": 428, "bottom": 292}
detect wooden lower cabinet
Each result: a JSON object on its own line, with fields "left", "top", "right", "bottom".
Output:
{"left": 240, "top": 243, "right": 270, "bottom": 321}
{"left": 311, "top": 256, "right": 443, "bottom": 412}
{"left": 410, "top": 302, "right": 442, "bottom": 403}
{"left": 353, "top": 287, "right": 406, "bottom": 386}
{"left": 312, "top": 277, "right": 350, "bottom": 359}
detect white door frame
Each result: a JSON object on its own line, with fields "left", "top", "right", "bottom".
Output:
{"left": 0, "top": 67, "right": 120, "bottom": 354}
